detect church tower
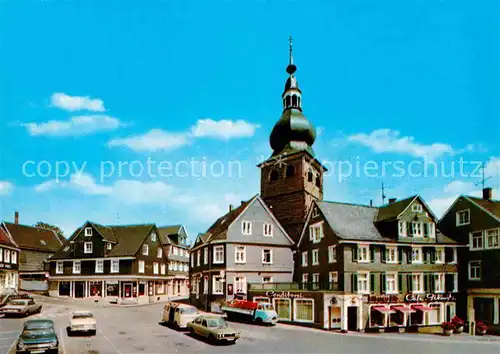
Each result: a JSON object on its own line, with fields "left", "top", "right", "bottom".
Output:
{"left": 259, "top": 37, "right": 327, "bottom": 243}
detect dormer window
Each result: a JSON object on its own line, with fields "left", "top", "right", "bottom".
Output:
{"left": 84, "top": 227, "right": 92, "bottom": 237}
{"left": 151, "top": 232, "right": 157, "bottom": 242}
{"left": 270, "top": 170, "right": 279, "bottom": 182}
{"left": 411, "top": 204, "right": 423, "bottom": 212}
{"left": 286, "top": 165, "right": 295, "bottom": 178}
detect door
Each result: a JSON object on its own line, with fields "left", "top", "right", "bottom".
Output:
{"left": 74, "top": 282, "right": 85, "bottom": 298}
{"left": 446, "top": 303, "right": 455, "bottom": 322}
{"left": 347, "top": 306, "right": 358, "bottom": 331}
{"left": 474, "top": 298, "right": 494, "bottom": 324}
{"left": 123, "top": 283, "right": 133, "bottom": 298}
{"left": 329, "top": 306, "right": 341, "bottom": 329}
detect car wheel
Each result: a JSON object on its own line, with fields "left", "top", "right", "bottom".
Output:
{"left": 173, "top": 321, "right": 179, "bottom": 329}
{"left": 208, "top": 334, "right": 217, "bottom": 343}
{"left": 189, "top": 327, "right": 195, "bottom": 336}
{"left": 92, "top": 330, "right": 97, "bottom": 336}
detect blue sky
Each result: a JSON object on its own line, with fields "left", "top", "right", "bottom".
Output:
{"left": 0, "top": 0, "right": 498, "bottom": 241}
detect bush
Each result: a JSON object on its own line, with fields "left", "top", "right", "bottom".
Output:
{"left": 476, "top": 321, "right": 488, "bottom": 332}
{"left": 451, "top": 316, "right": 464, "bottom": 326}
{"left": 441, "top": 322, "right": 455, "bottom": 331}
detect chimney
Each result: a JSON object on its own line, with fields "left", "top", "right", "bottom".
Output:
{"left": 229, "top": 204, "right": 233, "bottom": 212}
{"left": 483, "top": 187, "right": 492, "bottom": 201}
{"left": 388, "top": 198, "right": 397, "bottom": 204}
{"left": 14, "top": 211, "right": 19, "bottom": 225}
{"left": 369, "top": 199, "right": 373, "bottom": 207}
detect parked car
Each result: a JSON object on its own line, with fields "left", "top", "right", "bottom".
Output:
{"left": 221, "top": 300, "right": 278, "bottom": 325}
{"left": 16, "top": 319, "right": 59, "bottom": 354}
{"left": 187, "top": 315, "right": 240, "bottom": 344}
{"left": 1, "top": 298, "right": 42, "bottom": 317}
{"left": 162, "top": 302, "right": 199, "bottom": 329}
{"left": 68, "top": 310, "right": 97, "bottom": 335}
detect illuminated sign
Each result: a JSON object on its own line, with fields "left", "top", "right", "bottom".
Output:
{"left": 405, "top": 293, "right": 456, "bottom": 302}
{"left": 364, "top": 294, "right": 399, "bottom": 303}
{"left": 265, "top": 291, "right": 304, "bottom": 299}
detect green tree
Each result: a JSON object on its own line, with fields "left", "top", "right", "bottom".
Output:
{"left": 34, "top": 222, "right": 66, "bottom": 243}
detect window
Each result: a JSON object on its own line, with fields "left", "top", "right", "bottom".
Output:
{"left": 424, "top": 223, "right": 436, "bottom": 237}
{"left": 471, "top": 231, "right": 484, "bottom": 250}
{"left": 111, "top": 259, "right": 119, "bottom": 273}
{"left": 302, "top": 273, "right": 308, "bottom": 283}
{"left": 307, "top": 170, "right": 313, "bottom": 182}
{"left": 197, "top": 250, "right": 201, "bottom": 266}
{"left": 153, "top": 262, "right": 159, "bottom": 274}
{"left": 0, "top": 248, "right": 2, "bottom": 262}
{"left": 142, "top": 244, "right": 149, "bottom": 255}
{"left": 262, "top": 249, "right": 272, "bottom": 264}
{"left": 312, "top": 273, "right": 320, "bottom": 289}
{"left": 329, "top": 271, "right": 338, "bottom": 284}
{"left": 411, "top": 222, "right": 423, "bottom": 237}
{"left": 84, "top": 227, "right": 92, "bottom": 236}
{"left": 312, "top": 207, "right": 320, "bottom": 218}
{"left": 84, "top": 242, "right": 93, "bottom": 254}
{"left": 386, "top": 247, "right": 397, "bottom": 263}
{"left": 242, "top": 221, "right": 252, "bottom": 235}
{"left": 456, "top": 210, "right": 470, "bottom": 226}
{"left": 270, "top": 170, "right": 279, "bottom": 181}
{"left": 411, "top": 247, "right": 423, "bottom": 263}
{"left": 56, "top": 261, "right": 63, "bottom": 274}
{"left": 398, "top": 221, "right": 406, "bottom": 236}
{"left": 191, "top": 253, "right": 195, "bottom": 267}
{"left": 11, "top": 251, "right": 17, "bottom": 264}
{"left": 107, "top": 243, "right": 112, "bottom": 250}
{"left": 95, "top": 260, "right": 104, "bottom": 273}
{"left": 151, "top": 232, "right": 157, "bottom": 242}
{"left": 161, "top": 263, "right": 166, "bottom": 275}
{"left": 328, "top": 246, "right": 336, "bottom": 263}
{"left": 173, "top": 247, "right": 178, "bottom": 255}
{"left": 412, "top": 204, "right": 423, "bottom": 212}
{"left": 469, "top": 261, "right": 481, "bottom": 280}
{"left": 213, "top": 246, "right": 224, "bottom": 264}
{"left": 4, "top": 249, "right": 9, "bottom": 263}
{"left": 486, "top": 229, "right": 499, "bottom": 249}
{"left": 357, "top": 272, "right": 370, "bottom": 294}
{"left": 235, "top": 246, "right": 246, "bottom": 264}
{"left": 157, "top": 248, "right": 163, "bottom": 258}
{"left": 358, "top": 245, "right": 370, "bottom": 263}
{"left": 262, "top": 276, "right": 273, "bottom": 283}
{"left": 294, "top": 299, "right": 314, "bottom": 323}
{"left": 138, "top": 260, "right": 145, "bottom": 273}
{"left": 309, "top": 223, "right": 323, "bottom": 243}
{"left": 312, "top": 249, "right": 319, "bottom": 265}
{"left": 234, "top": 277, "right": 247, "bottom": 293}
{"left": 301, "top": 251, "right": 308, "bottom": 266}
{"left": 434, "top": 273, "right": 445, "bottom": 293}
{"left": 412, "top": 273, "right": 424, "bottom": 293}
{"left": 203, "top": 276, "right": 209, "bottom": 294}
{"left": 212, "top": 276, "right": 223, "bottom": 294}
{"left": 435, "top": 248, "right": 445, "bottom": 264}
{"left": 73, "top": 261, "right": 81, "bottom": 274}
{"left": 263, "top": 223, "right": 273, "bottom": 237}
{"left": 286, "top": 165, "right": 295, "bottom": 177}
{"left": 204, "top": 248, "right": 208, "bottom": 264}
{"left": 386, "top": 273, "right": 398, "bottom": 294}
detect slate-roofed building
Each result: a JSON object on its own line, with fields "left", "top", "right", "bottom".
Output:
{"left": 189, "top": 195, "right": 295, "bottom": 311}
{"left": 1, "top": 212, "right": 64, "bottom": 291}
{"left": 48, "top": 221, "right": 177, "bottom": 304}
{"left": 439, "top": 187, "right": 500, "bottom": 325}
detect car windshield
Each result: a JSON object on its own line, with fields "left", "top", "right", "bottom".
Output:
{"left": 181, "top": 307, "right": 197, "bottom": 314}
{"left": 206, "top": 318, "right": 227, "bottom": 328}
{"left": 9, "top": 300, "right": 27, "bottom": 306}
{"left": 73, "top": 313, "right": 93, "bottom": 319}
{"left": 23, "top": 328, "right": 54, "bottom": 336}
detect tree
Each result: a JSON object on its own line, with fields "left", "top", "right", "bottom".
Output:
{"left": 34, "top": 222, "right": 66, "bottom": 243}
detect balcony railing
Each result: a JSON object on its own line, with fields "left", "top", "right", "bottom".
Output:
{"left": 249, "top": 282, "right": 339, "bottom": 292}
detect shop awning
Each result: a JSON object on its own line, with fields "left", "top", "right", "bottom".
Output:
{"left": 372, "top": 306, "right": 395, "bottom": 314}
{"left": 412, "top": 305, "right": 433, "bottom": 312}
{"left": 392, "top": 306, "right": 416, "bottom": 313}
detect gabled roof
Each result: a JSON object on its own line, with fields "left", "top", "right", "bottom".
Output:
{"left": 157, "top": 225, "right": 188, "bottom": 247}
{"left": 159, "top": 225, "right": 183, "bottom": 235}
{"left": 0, "top": 226, "right": 18, "bottom": 249}
{"left": 50, "top": 222, "right": 156, "bottom": 259}
{"left": 375, "top": 196, "right": 418, "bottom": 222}
{"left": 466, "top": 196, "right": 500, "bottom": 221}
{"left": 3, "top": 222, "right": 62, "bottom": 252}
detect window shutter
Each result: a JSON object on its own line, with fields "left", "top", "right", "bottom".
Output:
{"left": 398, "top": 248, "right": 403, "bottom": 264}
{"left": 430, "top": 275, "right": 435, "bottom": 292}
{"left": 352, "top": 247, "right": 358, "bottom": 262}
{"left": 370, "top": 246, "right": 375, "bottom": 263}
{"left": 430, "top": 249, "right": 436, "bottom": 264}
{"left": 407, "top": 223, "right": 412, "bottom": 237}
{"left": 398, "top": 273, "right": 403, "bottom": 293}
{"left": 423, "top": 274, "right": 429, "bottom": 292}
{"left": 407, "top": 250, "right": 412, "bottom": 264}
{"left": 424, "top": 249, "right": 429, "bottom": 264}
{"left": 309, "top": 227, "right": 313, "bottom": 241}
{"left": 380, "top": 273, "right": 386, "bottom": 293}
{"left": 352, "top": 273, "right": 358, "bottom": 292}
{"left": 445, "top": 274, "right": 453, "bottom": 292}
{"left": 445, "top": 248, "right": 452, "bottom": 263}
{"left": 381, "top": 246, "right": 386, "bottom": 263}
{"left": 407, "top": 274, "right": 413, "bottom": 292}
{"left": 370, "top": 273, "right": 375, "bottom": 293}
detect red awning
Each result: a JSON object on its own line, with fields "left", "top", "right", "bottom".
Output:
{"left": 372, "top": 306, "right": 395, "bottom": 314}
{"left": 392, "top": 306, "right": 416, "bottom": 313}
{"left": 412, "top": 305, "right": 433, "bottom": 312}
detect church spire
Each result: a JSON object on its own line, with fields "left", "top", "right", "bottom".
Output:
{"left": 283, "top": 35, "right": 301, "bottom": 112}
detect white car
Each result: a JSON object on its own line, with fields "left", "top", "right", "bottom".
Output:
{"left": 68, "top": 310, "right": 97, "bottom": 335}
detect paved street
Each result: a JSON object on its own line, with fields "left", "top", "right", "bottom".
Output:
{"left": 1, "top": 296, "right": 500, "bottom": 354}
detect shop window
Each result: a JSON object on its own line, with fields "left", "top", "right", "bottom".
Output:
{"left": 253, "top": 296, "right": 270, "bottom": 303}
{"left": 370, "top": 307, "right": 385, "bottom": 327}
{"left": 106, "top": 281, "right": 119, "bottom": 297}
{"left": 58, "top": 282, "right": 70, "bottom": 296}
{"left": 409, "top": 306, "right": 424, "bottom": 326}
{"left": 294, "top": 299, "right": 314, "bottom": 323}
{"left": 155, "top": 281, "right": 165, "bottom": 295}
{"left": 273, "top": 298, "right": 291, "bottom": 320}
{"left": 389, "top": 306, "right": 405, "bottom": 326}
{"left": 428, "top": 303, "right": 442, "bottom": 325}
{"left": 139, "top": 282, "right": 145, "bottom": 296}
{"left": 89, "top": 281, "right": 102, "bottom": 297}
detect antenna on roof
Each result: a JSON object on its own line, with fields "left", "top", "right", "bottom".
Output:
{"left": 116, "top": 212, "right": 120, "bottom": 224}
{"left": 380, "top": 182, "right": 395, "bottom": 205}
{"left": 475, "top": 162, "right": 491, "bottom": 190}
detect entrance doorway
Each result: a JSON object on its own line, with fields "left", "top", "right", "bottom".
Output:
{"left": 74, "top": 281, "right": 85, "bottom": 298}
{"left": 347, "top": 306, "right": 358, "bottom": 331}
{"left": 123, "top": 283, "right": 133, "bottom": 298}
{"left": 329, "top": 306, "right": 341, "bottom": 329}
{"left": 446, "top": 303, "right": 455, "bottom": 322}
{"left": 474, "top": 298, "right": 494, "bottom": 324}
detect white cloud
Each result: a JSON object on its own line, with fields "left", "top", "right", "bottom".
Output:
{"left": 34, "top": 180, "right": 59, "bottom": 193}
{"left": 108, "top": 129, "right": 190, "bottom": 152}
{"left": 23, "top": 115, "right": 121, "bottom": 137}
{"left": 443, "top": 180, "right": 475, "bottom": 195}
{"left": 0, "top": 181, "right": 13, "bottom": 196}
{"left": 347, "top": 129, "right": 454, "bottom": 159}
{"left": 69, "top": 173, "right": 113, "bottom": 195}
{"left": 191, "top": 119, "right": 259, "bottom": 139}
{"left": 51, "top": 92, "right": 105, "bottom": 112}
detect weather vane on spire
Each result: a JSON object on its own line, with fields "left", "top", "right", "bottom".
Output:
{"left": 288, "top": 35, "right": 293, "bottom": 65}
{"left": 286, "top": 35, "right": 297, "bottom": 74}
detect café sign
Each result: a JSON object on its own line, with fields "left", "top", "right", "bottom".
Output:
{"left": 405, "top": 293, "right": 456, "bottom": 302}
{"left": 364, "top": 294, "right": 398, "bottom": 304}
{"left": 265, "top": 291, "right": 303, "bottom": 299}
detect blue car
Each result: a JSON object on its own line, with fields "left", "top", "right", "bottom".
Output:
{"left": 16, "top": 319, "right": 59, "bottom": 354}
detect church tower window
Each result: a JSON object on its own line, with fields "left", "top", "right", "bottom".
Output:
{"left": 307, "top": 170, "right": 313, "bottom": 183}
{"left": 270, "top": 170, "right": 280, "bottom": 182}
{"left": 315, "top": 175, "right": 321, "bottom": 188}
{"left": 286, "top": 165, "right": 295, "bottom": 178}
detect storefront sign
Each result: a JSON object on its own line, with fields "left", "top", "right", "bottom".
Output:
{"left": 0, "top": 263, "right": 12, "bottom": 269}
{"left": 265, "top": 291, "right": 303, "bottom": 299}
{"left": 365, "top": 294, "right": 399, "bottom": 303}
{"left": 405, "top": 293, "right": 456, "bottom": 302}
